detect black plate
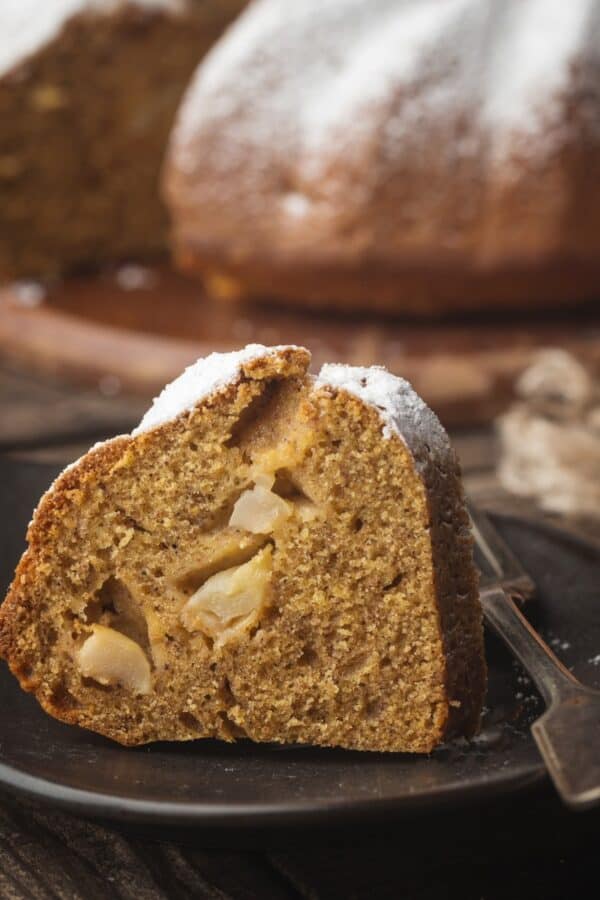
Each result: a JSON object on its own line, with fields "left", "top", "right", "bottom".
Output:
{"left": 0, "top": 459, "right": 599, "bottom": 826}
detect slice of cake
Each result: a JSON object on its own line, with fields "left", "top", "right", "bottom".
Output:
{"left": 0, "top": 0, "right": 247, "bottom": 279}
{"left": 0, "top": 345, "right": 485, "bottom": 751}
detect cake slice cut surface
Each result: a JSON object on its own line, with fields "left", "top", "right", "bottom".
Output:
{"left": 0, "top": 344, "right": 485, "bottom": 751}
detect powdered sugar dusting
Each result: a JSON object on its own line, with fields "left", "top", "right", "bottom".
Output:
{"left": 0, "top": 0, "right": 186, "bottom": 79}
{"left": 133, "top": 344, "right": 300, "bottom": 436}
{"left": 315, "top": 362, "right": 452, "bottom": 477}
{"left": 172, "top": 0, "right": 600, "bottom": 186}
{"left": 316, "top": 364, "right": 412, "bottom": 442}
{"left": 38, "top": 348, "right": 454, "bottom": 533}
{"left": 481, "top": 0, "right": 598, "bottom": 154}
{"left": 48, "top": 345, "right": 300, "bottom": 493}
{"left": 300, "top": 0, "right": 478, "bottom": 161}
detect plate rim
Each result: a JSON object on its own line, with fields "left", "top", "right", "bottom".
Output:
{"left": 0, "top": 755, "right": 546, "bottom": 826}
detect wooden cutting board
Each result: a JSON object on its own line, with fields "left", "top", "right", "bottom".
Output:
{"left": 1, "top": 266, "right": 598, "bottom": 427}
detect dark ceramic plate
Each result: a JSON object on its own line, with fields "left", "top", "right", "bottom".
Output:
{"left": 0, "top": 459, "right": 599, "bottom": 826}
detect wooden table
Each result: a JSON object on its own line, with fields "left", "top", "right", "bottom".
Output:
{"left": 1, "top": 361, "right": 599, "bottom": 900}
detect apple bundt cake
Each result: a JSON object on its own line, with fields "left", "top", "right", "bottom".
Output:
{"left": 165, "top": 0, "right": 600, "bottom": 314}
{"left": 0, "top": 345, "right": 485, "bottom": 751}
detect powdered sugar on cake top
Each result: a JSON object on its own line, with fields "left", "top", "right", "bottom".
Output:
{"left": 316, "top": 364, "right": 412, "bottom": 441}
{"left": 133, "top": 344, "right": 299, "bottom": 436}
{"left": 172, "top": 0, "right": 600, "bottom": 186}
{"left": 44, "top": 346, "right": 297, "bottom": 502}
{"left": 40, "top": 346, "right": 452, "bottom": 525}
{"left": 0, "top": 0, "right": 186, "bottom": 78}
{"left": 315, "top": 362, "right": 451, "bottom": 473}
{"left": 134, "top": 346, "right": 451, "bottom": 472}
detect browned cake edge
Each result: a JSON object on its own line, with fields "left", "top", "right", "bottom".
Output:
{"left": 172, "top": 243, "right": 600, "bottom": 316}
{"left": 318, "top": 365, "right": 486, "bottom": 739}
{"left": 396, "top": 406, "right": 486, "bottom": 739}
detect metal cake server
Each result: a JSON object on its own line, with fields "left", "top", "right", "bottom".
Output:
{"left": 469, "top": 503, "right": 600, "bottom": 810}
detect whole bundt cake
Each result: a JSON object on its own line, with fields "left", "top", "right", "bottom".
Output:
{"left": 0, "top": 345, "right": 484, "bottom": 751}
{"left": 0, "top": 0, "right": 247, "bottom": 280}
{"left": 165, "top": 0, "right": 600, "bottom": 315}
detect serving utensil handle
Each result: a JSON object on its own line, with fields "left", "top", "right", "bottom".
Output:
{"left": 481, "top": 587, "right": 578, "bottom": 705}
{"left": 482, "top": 586, "right": 600, "bottom": 810}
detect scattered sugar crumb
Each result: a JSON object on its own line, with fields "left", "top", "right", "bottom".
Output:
{"left": 10, "top": 280, "right": 46, "bottom": 307}
{"left": 281, "top": 192, "right": 311, "bottom": 219}
{"left": 550, "top": 637, "right": 571, "bottom": 651}
{"left": 115, "top": 264, "right": 157, "bottom": 291}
